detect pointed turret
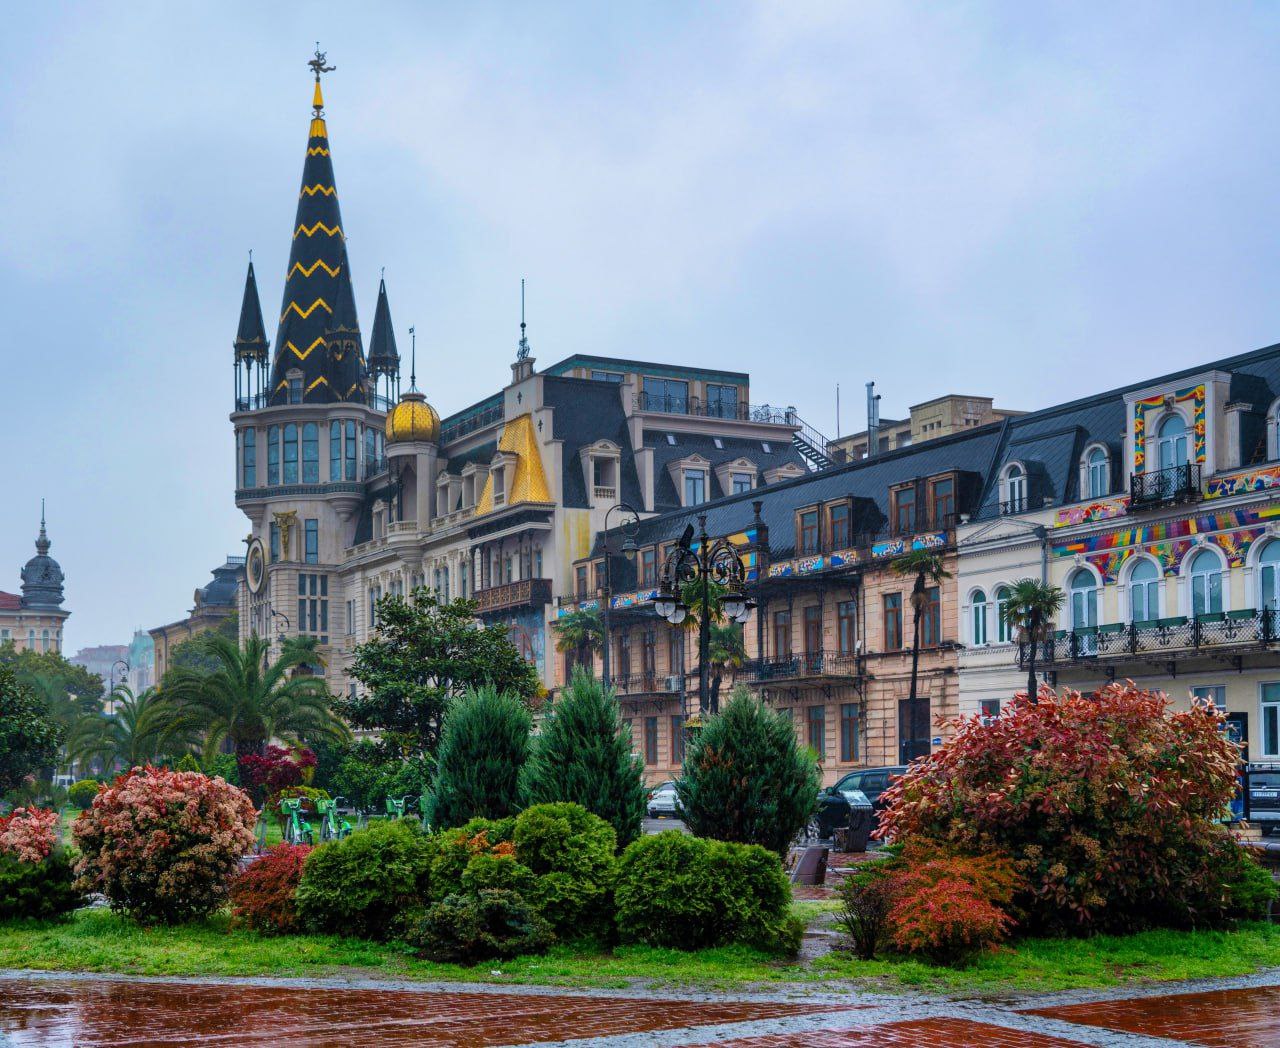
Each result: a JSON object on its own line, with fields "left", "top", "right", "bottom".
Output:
{"left": 323, "top": 264, "right": 367, "bottom": 401}
{"left": 367, "top": 276, "right": 400, "bottom": 378}
{"left": 20, "top": 501, "right": 65, "bottom": 610}
{"left": 268, "top": 48, "right": 364, "bottom": 405}
{"left": 234, "top": 260, "right": 269, "bottom": 363}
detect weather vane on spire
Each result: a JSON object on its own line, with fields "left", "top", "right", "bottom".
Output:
{"left": 517, "top": 279, "right": 532, "bottom": 361}
{"left": 308, "top": 44, "right": 335, "bottom": 82}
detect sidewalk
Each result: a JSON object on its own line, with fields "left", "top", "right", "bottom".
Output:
{"left": 1, "top": 968, "right": 1278, "bottom": 1046}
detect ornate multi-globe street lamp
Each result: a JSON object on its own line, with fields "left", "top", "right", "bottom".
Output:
{"left": 599, "top": 502, "right": 640, "bottom": 690}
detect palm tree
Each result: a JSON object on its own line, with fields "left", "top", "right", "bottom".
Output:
{"left": 161, "top": 633, "right": 348, "bottom": 758}
{"left": 74, "top": 686, "right": 201, "bottom": 772}
{"left": 706, "top": 622, "right": 746, "bottom": 714}
{"left": 551, "top": 608, "right": 604, "bottom": 678}
{"left": 891, "top": 549, "right": 952, "bottom": 761}
{"left": 676, "top": 578, "right": 746, "bottom": 714}
{"left": 1001, "top": 578, "right": 1066, "bottom": 703}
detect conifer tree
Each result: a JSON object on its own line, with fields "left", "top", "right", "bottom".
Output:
{"left": 520, "top": 669, "right": 647, "bottom": 848}
{"left": 426, "top": 686, "right": 531, "bottom": 830}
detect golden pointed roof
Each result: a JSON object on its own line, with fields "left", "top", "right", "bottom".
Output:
{"left": 477, "top": 414, "right": 551, "bottom": 512}
{"left": 386, "top": 390, "right": 440, "bottom": 444}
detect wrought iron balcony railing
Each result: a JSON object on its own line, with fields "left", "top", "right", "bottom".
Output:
{"left": 233, "top": 391, "right": 395, "bottom": 413}
{"left": 1129, "top": 463, "right": 1203, "bottom": 508}
{"left": 742, "top": 649, "right": 863, "bottom": 682}
{"left": 440, "top": 401, "right": 504, "bottom": 445}
{"left": 610, "top": 673, "right": 684, "bottom": 696}
{"left": 633, "top": 393, "right": 799, "bottom": 426}
{"left": 472, "top": 577, "right": 552, "bottom": 615}
{"left": 1018, "top": 608, "right": 1278, "bottom": 666}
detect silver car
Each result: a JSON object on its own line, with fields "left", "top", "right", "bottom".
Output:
{"left": 647, "top": 781, "right": 683, "bottom": 819}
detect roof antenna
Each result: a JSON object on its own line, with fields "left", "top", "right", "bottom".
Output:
{"left": 408, "top": 326, "right": 417, "bottom": 391}
{"left": 517, "top": 278, "right": 531, "bottom": 361}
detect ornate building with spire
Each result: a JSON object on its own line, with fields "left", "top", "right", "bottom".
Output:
{"left": 230, "top": 53, "right": 818, "bottom": 698}
{"left": 0, "top": 505, "right": 70, "bottom": 653}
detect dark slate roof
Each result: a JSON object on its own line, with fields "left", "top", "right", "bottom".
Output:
{"left": 233, "top": 261, "right": 269, "bottom": 361}
{"left": 645, "top": 430, "right": 807, "bottom": 511}
{"left": 542, "top": 354, "right": 748, "bottom": 385}
{"left": 445, "top": 440, "right": 498, "bottom": 470}
{"left": 543, "top": 375, "right": 644, "bottom": 510}
{"left": 367, "top": 277, "right": 399, "bottom": 375}
{"left": 606, "top": 425, "right": 1003, "bottom": 560}
{"left": 198, "top": 560, "right": 244, "bottom": 608}
{"left": 268, "top": 84, "right": 364, "bottom": 404}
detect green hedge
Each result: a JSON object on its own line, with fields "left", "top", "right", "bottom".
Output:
{"left": 513, "top": 803, "right": 617, "bottom": 941}
{"left": 0, "top": 849, "right": 85, "bottom": 921}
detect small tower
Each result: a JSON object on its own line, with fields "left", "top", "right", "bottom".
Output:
{"left": 20, "top": 503, "right": 66, "bottom": 610}
{"left": 385, "top": 328, "right": 441, "bottom": 528}
{"left": 233, "top": 258, "right": 270, "bottom": 408}
{"left": 367, "top": 274, "right": 401, "bottom": 407}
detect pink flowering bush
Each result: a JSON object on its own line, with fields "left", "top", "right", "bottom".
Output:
{"left": 0, "top": 807, "right": 60, "bottom": 864}
{"left": 72, "top": 765, "right": 257, "bottom": 924}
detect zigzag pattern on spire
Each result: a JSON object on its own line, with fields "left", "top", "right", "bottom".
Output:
{"left": 282, "top": 336, "right": 326, "bottom": 361}
{"left": 293, "top": 220, "right": 343, "bottom": 238}
{"left": 300, "top": 184, "right": 338, "bottom": 197}
{"left": 287, "top": 259, "right": 341, "bottom": 279}
{"left": 280, "top": 298, "right": 332, "bottom": 322}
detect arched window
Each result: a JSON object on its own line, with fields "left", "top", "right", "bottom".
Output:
{"left": 1259, "top": 540, "right": 1280, "bottom": 613}
{"left": 242, "top": 428, "right": 256, "bottom": 488}
{"left": 995, "top": 585, "right": 1012, "bottom": 643}
{"left": 1086, "top": 447, "right": 1108, "bottom": 498}
{"left": 27, "top": 629, "right": 35, "bottom": 650}
{"left": 330, "top": 421, "right": 342, "bottom": 482}
{"left": 1188, "top": 548, "right": 1223, "bottom": 617}
{"left": 345, "top": 420, "right": 357, "bottom": 480}
{"left": 971, "top": 590, "right": 989, "bottom": 646}
{"left": 1155, "top": 414, "right": 1189, "bottom": 472}
{"left": 1004, "top": 464, "right": 1027, "bottom": 513}
{"left": 1128, "top": 559, "right": 1160, "bottom": 623}
{"left": 41, "top": 629, "right": 50, "bottom": 652}
{"left": 267, "top": 425, "right": 280, "bottom": 485}
{"left": 302, "top": 423, "right": 319, "bottom": 483}
{"left": 283, "top": 423, "right": 299, "bottom": 484}
{"left": 1069, "top": 568, "right": 1098, "bottom": 632}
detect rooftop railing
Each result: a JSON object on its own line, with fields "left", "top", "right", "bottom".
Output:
{"left": 633, "top": 392, "right": 799, "bottom": 426}
{"left": 1018, "top": 608, "right": 1278, "bottom": 666}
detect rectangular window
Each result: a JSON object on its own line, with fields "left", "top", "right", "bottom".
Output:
{"left": 829, "top": 502, "right": 850, "bottom": 549}
{"left": 288, "top": 376, "right": 302, "bottom": 403}
{"left": 330, "top": 422, "right": 341, "bottom": 481}
{"left": 883, "top": 593, "right": 903, "bottom": 650}
{"left": 346, "top": 599, "right": 355, "bottom": 635}
{"left": 837, "top": 600, "right": 856, "bottom": 654}
{"left": 807, "top": 705, "right": 826, "bottom": 758}
{"left": 671, "top": 715, "right": 685, "bottom": 764}
{"left": 591, "top": 370, "right": 624, "bottom": 383}
{"left": 267, "top": 425, "right": 280, "bottom": 485}
{"left": 242, "top": 429, "right": 256, "bottom": 487}
{"left": 840, "top": 703, "right": 859, "bottom": 762}
{"left": 641, "top": 628, "right": 657, "bottom": 682}
{"left": 304, "top": 520, "right": 318, "bottom": 563}
{"left": 667, "top": 626, "right": 683, "bottom": 678}
{"left": 343, "top": 421, "right": 357, "bottom": 480}
{"left": 773, "top": 609, "right": 791, "bottom": 658}
{"left": 893, "top": 487, "right": 916, "bottom": 534}
{"left": 576, "top": 565, "right": 589, "bottom": 598}
{"left": 1192, "top": 685, "right": 1226, "bottom": 706}
{"left": 980, "top": 699, "right": 1001, "bottom": 723}
{"left": 931, "top": 477, "right": 955, "bottom": 526}
{"left": 644, "top": 717, "right": 659, "bottom": 765}
{"left": 705, "top": 383, "right": 739, "bottom": 419}
{"left": 684, "top": 470, "right": 707, "bottom": 506}
{"left": 302, "top": 423, "right": 319, "bottom": 483}
{"left": 269, "top": 522, "right": 280, "bottom": 562}
{"left": 804, "top": 605, "right": 822, "bottom": 653}
{"left": 283, "top": 424, "right": 299, "bottom": 484}
{"left": 798, "top": 509, "right": 820, "bottom": 555}
{"left": 639, "top": 548, "right": 656, "bottom": 588}
{"left": 642, "top": 377, "right": 689, "bottom": 413}
{"left": 1263, "top": 682, "right": 1280, "bottom": 758}
{"left": 618, "top": 631, "right": 632, "bottom": 678}
{"left": 921, "top": 586, "right": 941, "bottom": 646}
{"left": 731, "top": 473, "right": 753, "bottom": 495}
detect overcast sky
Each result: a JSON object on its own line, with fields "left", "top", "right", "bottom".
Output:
{"left": 3, "top": 2, "right": 1280, "bottom": 651}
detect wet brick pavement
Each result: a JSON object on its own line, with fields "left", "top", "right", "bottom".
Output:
{"left": 2, "top": 970, "right": 1280, "bottom": 1046}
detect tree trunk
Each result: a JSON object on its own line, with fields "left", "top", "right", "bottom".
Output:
{"left": 1026, "top": 611, "right": 1039, "bottom": 704}
{"left": 906, "top": 591, "right": 922, "bottom": 762}
{"left": 710, "top": 669, "right": 723, "bottom": 714}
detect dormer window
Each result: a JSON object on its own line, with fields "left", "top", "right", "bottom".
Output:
{"left": 1085, "top": 446, "right": 1110, "bottom": 498}
{"left": 731, "top": 473, "right": 752, "bottom": 494}
{"left": 287, "top": 372, "right": 303, "bottom": 404}
{"left": 1002, "top": 464, "right": 1027, "bottom": 514}
{"left": 683, "top": 469, "right": 707, "bottom": 506}
{"left": 893, "top": 486, "right": 916, "bottom": 533}
{"left": 797, "top": 509, "right": 820, "bottom": 555}
{"left": 1154, "top": 414, "right": 1189, "bottom": 472}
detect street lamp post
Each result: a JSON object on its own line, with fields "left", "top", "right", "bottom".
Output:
{"left": 599, "top": 502, "right": 640, "bottom": 689}
{"left": 267, "top": 607, "right": 291, "bottom": 665}
{"left": 653, "top": 514, "right": 754, "bottom": 715}
{"left": 108, "top": 659, "right": 129, "bottom": 715}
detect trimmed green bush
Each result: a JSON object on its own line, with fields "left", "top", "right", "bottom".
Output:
{"left": 404, "top": 889, "right": 552, "bottom": 964}
{"left": 520, "top": 668, "right": 648, "bottom": 848}
{"left": 427, "top": 687, "right": 531, "bottom": 830}
{"left": 0, "top": 848, "right": 84, "bottom": 920}
{"left": 67, "top": 779, "right": 100, "bottom": 810}
{"left": 513, "top": 803, "right": 617, "bottom": 940}
{"left": 295, "top": 819, "right": 432, "bottom": 939}
{"left": 614, "top": 830, "right": 797, "bottom": 953}
{"left": 424, "top": 817, "right": 516, "bottom": 901}
{"left": 676, "top": 689, "right": 819, "bottom": 855}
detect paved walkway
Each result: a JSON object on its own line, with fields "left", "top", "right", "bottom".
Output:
{"left": 1, "top": 969, "right": 1278, "bottom": 1046}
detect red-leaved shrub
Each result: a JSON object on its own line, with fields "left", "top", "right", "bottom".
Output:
{"left": 238, "top": 745, "right": 317, "bottom": 793}
{"left": 72, "top": 765, "right": 257, "bottom": 924}
{"left": 879, "top": 682, "right": 1244, "bottom": 933}
{"left": 887, "top": 873, "right": 1012, "bottom": 964}
{"left": 0, "top": 807, "right": 59, "bottom": 864}
{"left": 230, "top": 843, "right": 312, "bottom": 933}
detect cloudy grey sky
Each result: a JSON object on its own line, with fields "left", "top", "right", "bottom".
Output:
{"left": 3, "top": 2, "right": 1280, "bottom": 651}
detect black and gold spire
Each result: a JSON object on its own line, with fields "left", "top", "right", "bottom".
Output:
{"left": 268, "top": 48, "right": 365, "bottom": 404}
{"left": 367, "top": 274, "right": 400, "bottom": 402}
{"left": 233, "top": 257, "right": 270, "bottom": 407}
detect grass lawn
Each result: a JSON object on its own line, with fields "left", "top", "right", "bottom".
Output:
{"left": 1, "top": 908, "right": 1277, "bottom": 996}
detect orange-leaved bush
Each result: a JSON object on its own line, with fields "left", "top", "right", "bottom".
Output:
{"left": 230, "top": 843, "right": 312, "bottom": 933}
{"left": 878, "top": 682, "right": 1246, "bottom": 933}
{"left": 72, "top": 765, "right": 257, "bottom": 924}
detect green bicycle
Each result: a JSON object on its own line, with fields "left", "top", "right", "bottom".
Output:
{"left": 385, "top": 794, "right": 416, "bottom": 820}
{"left": 280, "top": 797, "right": 315, "bottom": 846}
{"left": 316, "top": 796, "right": 352, "bottom": 842}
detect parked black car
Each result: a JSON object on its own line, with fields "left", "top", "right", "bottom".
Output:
{"left": 810, "top": 765, "right": 908, "bottom": 840}
{"left": 1247, "top": 764, "right": 1280, "bottom": 835}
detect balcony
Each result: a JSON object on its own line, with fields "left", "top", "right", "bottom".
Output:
{"left": 1019, "top": 609, "right": 1278, "bottom": 669}
{"left": 473, "top": 577, "right": 552, "bottom": 615}
{"left": 742, "top": 649, "right": 862, "bottom": 682}
{"left": 1129, "top": 464, "right": 1203, "bottom": 508}
{"left": 611, "top": 673, "right": 684, "bottom": 697}
{"left": 633, "top": 393, "right": 796, "bottom": 425}
{"left": 233, "top": 391, "right": 394, "bottom": 413}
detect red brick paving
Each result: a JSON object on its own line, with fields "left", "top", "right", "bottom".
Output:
{"left": 692, "top": 1017, "right": 1090, "bottom": 1046}
{"left": 0, "top": 978, "right": 841, "bottom": 1047}
{"left": 1032, "top": 984, "right": 1280, "bottom": 1047}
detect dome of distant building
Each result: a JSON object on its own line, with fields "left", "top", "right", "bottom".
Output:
{"left": 20, "top": 511, "right": 64, "bottom": 609}
{"left": 385, "top": 390, "right": 440, "bottom": 444}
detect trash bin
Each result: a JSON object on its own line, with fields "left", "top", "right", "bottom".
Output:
{"left": 835, "top": 789, "right": 873, "bottom": 853}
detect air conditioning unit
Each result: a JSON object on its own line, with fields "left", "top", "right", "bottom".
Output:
{"left": 664, "top": 675, "right": 682, "bottom": 692}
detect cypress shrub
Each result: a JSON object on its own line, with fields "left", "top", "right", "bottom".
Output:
{"left": 675, "top": 688, "right": 819, "bottom": 855}
{"left": 427, "top": 687, "right": 531, "bottom": 831}
{"left": 520, "top": 669, "right": 647, "bottom": 847}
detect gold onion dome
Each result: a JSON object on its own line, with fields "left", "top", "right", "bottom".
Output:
{"left": 386, "top": 390, "right": 440, "bottom": 444}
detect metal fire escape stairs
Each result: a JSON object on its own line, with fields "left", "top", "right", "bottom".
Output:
{"left": 791, "top": 416, "right": 834, "bottom": 471}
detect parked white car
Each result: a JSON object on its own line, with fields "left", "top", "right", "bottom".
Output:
{"left": 647, "top": 781, "right": 684, "bottom": 819}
